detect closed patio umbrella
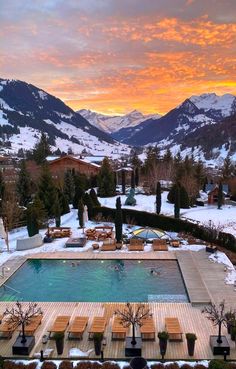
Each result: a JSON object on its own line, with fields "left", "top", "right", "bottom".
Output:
{"left": 0, "top": 218, "right": 6, "bottom": 240}
{"left": 83, "top": 205, "right": 88, "bottom": 225}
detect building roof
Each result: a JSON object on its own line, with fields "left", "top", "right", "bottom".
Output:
{"left": 48, "top": 155, "right": 100, "bottom": 169}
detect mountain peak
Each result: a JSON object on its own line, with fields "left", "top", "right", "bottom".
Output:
{"left": 189, "top": 92, "right": 236, "bottom": 117}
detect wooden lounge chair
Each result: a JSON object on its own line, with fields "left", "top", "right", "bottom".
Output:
{"left": 21, "top": 314, "right": 43, "bottom": 336}
{"left": 165, "top": 317, "right": 183, "bottom": 341}
{"left": 111, "top": 317, "right": 127, "bottom": 340}
{"left": 128, "top": 239, "right": 144, "bottom": 251}
{"left": 0, "top": 319, "right": 19, "bottom": 339}
{"left": 88, "top": 316, "right": 106, "bottom": 340}
{"left": 152, "top": 239, "right": 168, "bottom": 251}
{"left": 170, "top": 240, "right": 180, "bottom": 248}
{"left": 68, "top": 316, "right": 89, "bottom": 339}
{"left": 101, "top": 239, "right": 116, "bottom": 251}
{"left": 48, "top": 315, "right": 70, "bottom": 338}
{"left": 140, "top": 317, "right": 156, "bottom": 340}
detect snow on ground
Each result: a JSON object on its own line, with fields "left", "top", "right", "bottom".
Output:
{"left": 0, "top": 193, "right": 235, "bottom": 285}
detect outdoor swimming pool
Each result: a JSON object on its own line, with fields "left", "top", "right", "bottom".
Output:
{"left": 0, "top": 259, "right": 189, "bottom": 302}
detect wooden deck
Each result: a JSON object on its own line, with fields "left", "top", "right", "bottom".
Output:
{"left": 0, "top": 249, "right": 235, "bottom": 359}
{"left": 0, "top": 302, "right": 235, "bottom": 360}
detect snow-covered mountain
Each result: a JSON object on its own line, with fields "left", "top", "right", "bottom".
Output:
{"left": 77, "top": 109, "right": 161, "bottom": 133}
{"left": 0, "top": 78, "right": 129, "bottom": 157}
{"left": 112, "top": 93, "right": 236, "bottom": 162}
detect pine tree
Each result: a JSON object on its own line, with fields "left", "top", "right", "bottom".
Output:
{"left": 59, "top": 190, "right": 70, "bottom": 215}
{"left": 174, "top": 185, "right": 180, "bottom": 219}
{"left": 89, "top": 188, "right": 100, "bottom": 207}
{"left": 63, "top": 170, "right": 75, "bottom": 204}
{"left": 54, "top": 191, "right": 61, "bottom": 227}
{"left": 217, "top": 182, "right": 223, "bottom": 210}
{"left": 135, "top": 167, "right": 139, "bottom": 187}
{"left": 163, "top": 148, "right": 172, "bottom": 163}
{"left": 115, "top": 197, "right": 123, "bottom": 242}
{"left": 38, "top": 164, "right": 57, "bottom": 218}
{"left": 72, "top": 173, "right": 86, "bottom": 208}
{"left": 156, "top": 181, "right": 161, "bottom": 214}
{"left": 121, "top": 170, "right": 126, "bottom": 195}
{"left": 131, "top": 170, "right": 135, "bottom": 189}
{"left": 83, "top": 193, "right": 94, "bottom": 220}
{"left": 97, "top": 157, "right": 116, "bottom": 197}
{"left": 168, "top": 183, "right": 189, "bottom": 209}
{"left": 26, "top": 196, "right": 46, "bottom": 237}
{"left": 78, "top": 198, "right": 84, "bottom": 228}
{"left": 16, "top": 160, "right": 32, "bottom": 207}
{"left": 0, "top": 171, "right": 5, "bottom": 215}
{"left": 32, "top": 133, "right": 51, "bottom": 165}
{"left": 222, "top": 154, "right": 233, "bottom": 180}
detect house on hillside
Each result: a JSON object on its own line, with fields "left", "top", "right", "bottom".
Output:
{"left": 206, "top": 183, "right": 229, "bottom": 205}
{"left": 48, "top": 155, "right": 100, "bottom": 179}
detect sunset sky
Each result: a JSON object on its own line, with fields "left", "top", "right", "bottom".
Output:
{"left": 1, "top": 0, "right": 236, "bottom": 115}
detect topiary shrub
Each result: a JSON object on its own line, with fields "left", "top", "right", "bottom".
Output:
{"left": 165, "top": 363, "right": 179, "bottom": 369}
{"left": 167, "top": 184, "right": 189, "bottom": 208}
{"left": 194, "top": 365, "right": 208, "bottom": 369}
{"left": 59, "top": 361, "right": 73, "bottom": 369}
{"left": 181, "top": 365, "right": 192, "bottom": 369}
{"left": 102, "top": 362, "right": 120, "bottom": 369}
{"left": 150, "top": 364, "right": 164, "bottom": 369}
{"left": 209, "top": 359, "right": 229, "bottom": 369}
{"left": 41, "top": 362, "right": 57, "bottom": 369}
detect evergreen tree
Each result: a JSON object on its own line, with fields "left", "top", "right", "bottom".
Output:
{"left": 217, "top": 182, "right": 223, "bottom": 210}
{"left": 115, "top": 197, "right": 123, "bottom": 242}
{"left": 135, "top": 167, "right": 139, "bottom": 187}
{"left": 163, "top": 148, "right": 172, "bottom": 163}
{"left": 54, "top": 191, "right": 61, "bottom": 227}
{"left": 156, "top": 181, "right": 161, "bottom": 214}
{"left": 63, "top": 170, "right": 75, "bottom": 204}
{"left": 78, "top": 198, "right": 84, "bottom": 228}
{"left": 168, "top": 183, "right": 189, "bottom": 209}
{"left": 222, "top": 154, "right": 233, "bottom": 180}
{"left": 89, "top": 188, "right": 100, "bottom": 207}
{"left": 194, "top": 160, "right": 206, "bottom": 189}
{"left": 73, "top": 173, "right": 86, "bottom": 208}
{"left": 121, "top": 170, "right": 126, "bottom": 195}
{"left": 130, "top": 151, "right": 142, "bottom": 167}
{"left": 26, "top": 196, "right": 46, "bottom": 237}
{"left": 174, "top": 185, "right": 180, "bottom": 219}
{"left": 131, "top": 170, "right": 135, "bottom": 189}
{"left": 83, "top": 193, "right": 94, "bottom": 220}
{"left": 16, "top": 160, "right": 32, "bottom": 207}
{"left": 0, "top": 171, "right": 5, "bottom": 214}
{"left": 38, "top": 164, "right": 57, "bottom": 218}
{"left": 97, "top": 157, "right": 116, "bottom": 197}
{"left": 32, "top": 133, "right": 51, "bottom": 165}
{"left": 59, "top": 190, "right": 70, "bottom": 215}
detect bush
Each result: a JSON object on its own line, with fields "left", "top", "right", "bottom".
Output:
{"left": 208, "top": 360, "right": 229, "bottom": 369}
{"left": 194, "top": 365, "right": 208, "bottom": 369}
{"left": 3, "top": 362, "right": 37, "bottom": 369}
{"left": 41, "top": 362, "right": 57, "bottom": 369}
{"left": 228, "top": 363, "right": 236, "bottom": 369}
{"left": 75, "top": 362, "right": 102, "bottom": 369}
{"left": 150, "top": 364, "right": 164, "bottom": 369}
{"left": 167, "top": 184, "right": 190, "bottom": 209}
{"left": 102, "top": 362, "right": 120, "bottom": 369}
{"left": 165, "top": 363, "right": 179, "bottom": 369}
{"left": 59, "top": 362, "right": 73, "bottom": 369}
{"left": 180, "top": 365, "right": 192, "bottom": 369}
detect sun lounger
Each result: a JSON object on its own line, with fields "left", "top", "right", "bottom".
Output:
{"left": 88, "top": 316, "right": 106, "bottom": 339}
{"left": 20, "top": 314, "right": 43, "bottom": 336}
{"left": 165, "top": 317, "right": 183, "bottom": 341}
{"left": 101, "top": 239, "right": 117, "bottom": 251}
{"left": 68, "top": 316, "right": 89, "bottom": 339}
{"left": 48, "top": 315, "right": 70, "bottom": 338}
{"left": 128, "top": 239, "right": 144, "bottom": 251}
{"left": 140, "top": 317, "right": 156, "bottom": 340}
{"left": 111, "top": 317, "right": 127, "bottom": 340}
{"left": 0, "top": 319, "right": 19, "bottom": 339}
{"left": 152, "top": 239, "right": 168, "bottom": 251}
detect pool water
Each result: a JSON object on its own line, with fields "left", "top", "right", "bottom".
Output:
{"left": 0, "top": 259, "right": 189, "bottom": 302}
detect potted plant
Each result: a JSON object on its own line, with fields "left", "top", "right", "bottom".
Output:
{"left": 186, "top": 333, "right": 197, "bottom": 356}
{"left": 225, "top": 310, "right": 236, "bottom": 334}
{"left": 54, "top": 332, "right": 64, "bottom": 355}
{"left": 93, "top": 332, "right": 103, "bottom": 355}
{"left": 158, "top": 331, "right": 169, "bottom": 358}
{"left": 231, "top": 325, "right": 236, "bottom": 341}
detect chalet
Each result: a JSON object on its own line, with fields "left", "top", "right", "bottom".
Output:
{"left": 48, "top": 155, "right": 100, "bottom": 179}
{"left": 206, "top": 184, "right": 229, "bottom": 205}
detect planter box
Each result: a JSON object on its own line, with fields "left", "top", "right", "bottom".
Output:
{"left": 210, "top": 335, "right": 230, "bottom": 355}
{"left": 12, "top": 336, "right": 35, "bottom": 355}
{"left": 125, "top": 337, "right": 142, "bottom": 357}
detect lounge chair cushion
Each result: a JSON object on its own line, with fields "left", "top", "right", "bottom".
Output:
{"left": 69, "top": 348, "right": 93, "bottom": 358}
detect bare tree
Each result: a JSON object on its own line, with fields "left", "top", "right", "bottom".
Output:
{"left": 114, "top": 302, "right": 152, "bottom": 345}
{"left": 4, "top": 301, "right": 42, "bottom": 343}
{"left": 202, "top": 300, "right": 227, "bottom": 343}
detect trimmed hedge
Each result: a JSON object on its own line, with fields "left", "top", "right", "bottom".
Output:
{"left": 93, "top": 206, "right": 236, "bottom": 253}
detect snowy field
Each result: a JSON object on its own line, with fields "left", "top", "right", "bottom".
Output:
{"left": 0, "top": 193, "right": 235, "bottom": 285}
